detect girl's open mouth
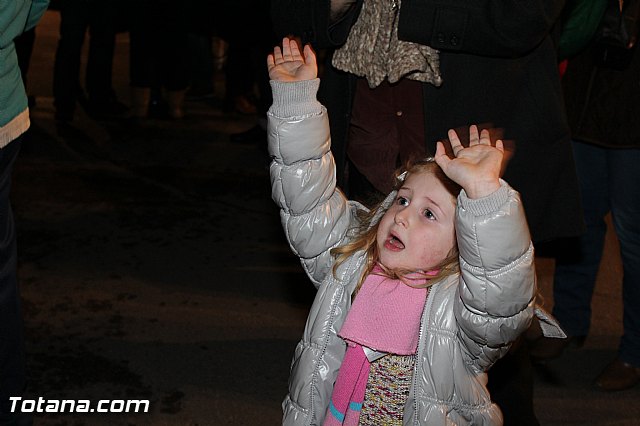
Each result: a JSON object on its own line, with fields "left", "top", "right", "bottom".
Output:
{"left": 384, "top": 235, "right": 405, "bottom": 251}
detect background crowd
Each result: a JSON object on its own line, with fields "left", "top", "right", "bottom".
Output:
{"left": 1, "top": 0, "right": 639, "bottom": 424}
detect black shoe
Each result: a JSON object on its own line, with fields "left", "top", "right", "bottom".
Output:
{"left": 229, "top": 125, "right": 266, "bottom": 144}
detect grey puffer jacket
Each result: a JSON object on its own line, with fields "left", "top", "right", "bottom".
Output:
{"left": 268, "top": 79, "right": 537, "bottom": 426}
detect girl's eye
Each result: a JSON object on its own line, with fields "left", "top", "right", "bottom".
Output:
{"left": 423, "top": 209, "right": 436, "bottom": 220}
{"left": 397, "top": 196, "right": 409, "bottom": 206}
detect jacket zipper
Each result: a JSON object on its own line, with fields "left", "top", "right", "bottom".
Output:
{"left": 309, "top": 253, "right": 364, "bottom": 425}
{"left": 411, "top": 281, "right": 439, "bottom": 425}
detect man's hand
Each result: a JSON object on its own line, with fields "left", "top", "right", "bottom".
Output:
{"left": 435, "top": 125, "right": 503, "bottom": 199}
{"left": 267, "top": 37, "right": 318, "bottom": 82}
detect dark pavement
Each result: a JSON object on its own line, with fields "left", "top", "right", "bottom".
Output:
{"left": 10, "top": 10, "right": 640, "bottom": 426}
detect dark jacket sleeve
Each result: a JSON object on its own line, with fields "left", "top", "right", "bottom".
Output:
{"left": 398, "top": 0, "right": 565, "bottom": 57}
{"left": 271, "top": 0, "right": 361, "bottom": 48}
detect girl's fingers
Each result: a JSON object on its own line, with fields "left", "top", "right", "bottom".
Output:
{"left": 434, "top": 141, "right": 451, "bottom": 169}
{"left": 495, "top": 139, "right": 505, "bottom": 152}
{"left": 290, "top": 39, "right": 302, "bottom": 60}
{"left": 303, "top": 44, "right": 316, "bottom": 64}
{"left": 273, "top": 46, "right": 283, "bottom": 64}
{"left": 267, "top": 53, "right": 275, "bottom": 70}
{"left": 480, "top": 128, "right": 491, "bottom": 145}
{"left": 448, "top": 129, "right": 464, "bottom": 156}
{"left": 469, "top": 125, "right": 479, "bottom": 146}
{"left": 447, "top": 129, "right": 461, "bottom": 146}
{"left": 282, "top": 38, "right": 293, "bottom": 61}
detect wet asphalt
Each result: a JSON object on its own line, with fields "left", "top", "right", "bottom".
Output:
{"left": 9, "top": 10, "right": 640, "bottom": 426}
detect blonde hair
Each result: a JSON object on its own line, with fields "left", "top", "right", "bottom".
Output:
{"left": 331, "top": 158, "right": 462, "bottom": 294}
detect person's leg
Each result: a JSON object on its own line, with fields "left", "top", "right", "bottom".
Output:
{"left": 186, "top": 33, "right": 215, "bottom": 98}
{"left": 128, "top": 2, "right": 155, "bottom": 119}
{"left": 53, "top": 0, "right": 88, "bottom": 122}
{"left": 162, "top": 5, "right": 190, "bottom": 119}
{"left": 224, "top": 41, "right": 257, "bottom": 114}
{"left": 593, "top": 148, "right": 640, "bottom": 391}
{"left": 609, "top": 148, "right": 640, "bottom": 367}
{"left": 86, "top": 2, "right": 118, "bottom": 108}
{"left": 0, "top": 137, "right": 29, "bottom": 425}
{"left": 552, "top": 141, "right": 609, "bottom": 337}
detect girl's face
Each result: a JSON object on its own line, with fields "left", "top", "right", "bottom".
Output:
{"left": 376, "top": 171, "right": 457, "bottom": 272}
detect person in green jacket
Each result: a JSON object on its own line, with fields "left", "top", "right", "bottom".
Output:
{"left": 0, "top": 0, "right": 49, "bottom": 423}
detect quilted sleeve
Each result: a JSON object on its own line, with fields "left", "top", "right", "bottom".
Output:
{"left": 268, "top": 79, "right": 355, "bottom": 287}
{"left": 453, "top": 180, "right": 536, "bottom": 370}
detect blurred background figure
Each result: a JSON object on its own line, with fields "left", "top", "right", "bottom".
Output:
{"left": 0, "top": 1, "right": 49, "bottom": 424}
{"left": 186, "top": 34, "right": 216, "bottom": 102}
{"left": 127, "top": 1, "right": 190, "bottom": 120}
{"left": 185, "top": 0, "right": 218, "bottom": 103}
{"left": 220, "top": 0, "right": 277, "bottom": 144}
{"left": 531, "top": 0, "right": 640, "bottom": 392}
{"left": 52, "top": 0, "right": 128, "bottom": 132}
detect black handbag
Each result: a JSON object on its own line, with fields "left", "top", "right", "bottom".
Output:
{"left": 593, "top": 0, "right": 640, "bottom": 69}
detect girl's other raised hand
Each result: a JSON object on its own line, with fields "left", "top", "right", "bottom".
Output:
{"left": 267, "top": 37, "right": 317, "bottom": 82}
{"left": 435, "top": 125, "right": 503, "bottom": 199}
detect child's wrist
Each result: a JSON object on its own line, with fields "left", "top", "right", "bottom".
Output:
{"left": 459, "top": 180, "right": 510, "bottom": 216}
{"left": 269, "top": 79, "right": 322, "bottom": 117}
{"left": 464, "top": 180, "right": 501, "bottom": 199}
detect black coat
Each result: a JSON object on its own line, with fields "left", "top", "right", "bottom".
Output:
{"left": 272, "top": 0, "right": 585, "bottom": 243}
{"left": 562, "top": 41, "right": 640, "bottom": 148}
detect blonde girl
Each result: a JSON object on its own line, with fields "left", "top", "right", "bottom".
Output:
{"left": 268, "top": 38, "right": 547, "bottom": 426}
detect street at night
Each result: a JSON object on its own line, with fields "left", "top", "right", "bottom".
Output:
{"left": 7, "top": 9, "right": 640, "bottom": 426}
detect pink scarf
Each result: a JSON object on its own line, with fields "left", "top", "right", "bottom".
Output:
{"left": 323, "top": 267, "right": 429, "bottom": 425}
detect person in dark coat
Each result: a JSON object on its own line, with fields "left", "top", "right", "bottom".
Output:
{"left": 534, "top": 21, "right": 640, "bottom": 391}
{"left": 271, "top": 0, "right": 584, "bottom": 245}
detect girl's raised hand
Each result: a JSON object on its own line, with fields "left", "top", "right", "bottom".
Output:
{"left": 434, "top": 125, "right": 503, "bottom": 199}
{"left": 267, "top": 37, "right": 318, "bottom": 82}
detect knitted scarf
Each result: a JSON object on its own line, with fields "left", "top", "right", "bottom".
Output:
{"left": 332, "top": 0, "right": 442, "bottom": 88}
{"left": 323, "top": 268, "right": 428, "bottom": 425}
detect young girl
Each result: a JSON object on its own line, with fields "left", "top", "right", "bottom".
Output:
{"left": 267, "top": 38, "right": 539, "bottom": 426}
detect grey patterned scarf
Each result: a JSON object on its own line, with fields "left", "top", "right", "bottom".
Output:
{"left": 332, "top": 0, "right": 442, "bottom": 88}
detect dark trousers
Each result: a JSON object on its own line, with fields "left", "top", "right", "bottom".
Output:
{"left": 553, "top": 142, "right": 640, "bottom": 366}
{"left": 219, "top": 0, "right": 274, "bottom": 114}
{"left": 52, "top": 0, "right": 117, "bottom": 120}
{"left": 187, "top": 33, "right": 214, "bottom": 94}
{"left": 129, "top": 1, "right": 190, "bottom": 91}
{"left": 0, "top": 137, "right": 28, "bottom": 424}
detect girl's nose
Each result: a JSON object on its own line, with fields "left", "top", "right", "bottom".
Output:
{"left": 394, "top": 209, "right": 409, "bottom": 227}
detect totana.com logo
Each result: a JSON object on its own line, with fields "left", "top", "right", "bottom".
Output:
{"left": 9, "top": 397, "right": 150, "bottom": 413}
